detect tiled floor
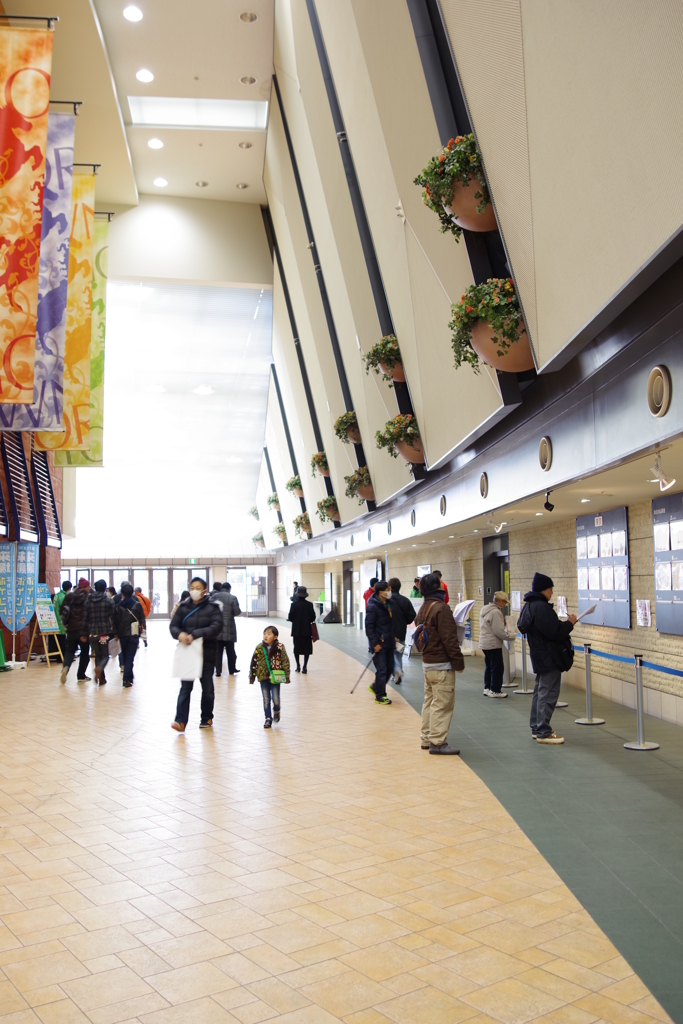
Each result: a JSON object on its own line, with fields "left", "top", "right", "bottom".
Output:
{"left": 0, "top": 619, "right": 672, "bottom": 1023}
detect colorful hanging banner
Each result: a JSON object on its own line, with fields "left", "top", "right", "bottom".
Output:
{"left": 36, "top": 170, "right": 95, "bottom": 451}
{"left": 0, "top": 541, "right": 38, "bottom": 632}
{"left": 0, "top": 28, "right": 53, "bottom": 404}
{"left": 0, "top": 543, "right": 12, "bottom": 630}
{"left": 0, "top": 112, "right": 74, "bottom": 430}
{"left": 55, "top": 217, "right": 107, "bottom": 467}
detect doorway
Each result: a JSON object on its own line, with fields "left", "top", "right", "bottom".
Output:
{"left": 482, "top": 533, "right": 509, "bottom": 608}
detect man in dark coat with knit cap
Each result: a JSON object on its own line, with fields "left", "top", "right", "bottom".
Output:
{"left": 517, "top": 572, "right": 576, "bottom": 745}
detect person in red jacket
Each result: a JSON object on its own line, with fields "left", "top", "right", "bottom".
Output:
{"left": 135, "top": 587, "right": 151, "bottom": 647}
{"left": 434, "top": 570, "right": 449, "bottom": 605}
{"left": 363, "top": 577, "right": 378, "bottom": 608}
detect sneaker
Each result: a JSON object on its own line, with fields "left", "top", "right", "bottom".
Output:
{"left": 264, "top": 719, "right": 272, "bottom": 729}
{"left": 123, "top": 681, "right": 133, "bottom": 688}
{"left": 421, "top": 743, "right": 429, "bottom": 750}
{"left": 274, "top": 710, "right": 280, "bottom": 722}
{"left": 368, "top": 683, "right": 376, "bottom": 695}
{"left": 199, "top": 720, "right": 213, "bottom": 729}
{"left": 76, "top": 675, "right": 90, "bottom": 681}
{"left": 60, "top": 665, "right": 68, "bottom": 684}
{"left": 537, "top": 732, "right": 564, "bottom": 744}
{"left": 233, "top": 669, "right": 240, "bottom": 674}
{"left": 429, "top": 742, "right": 460, "bottom": 755}
{"left": 394, "top": 673, "right": 402, "bottom": 685}
{"left": 375, "top": 695, "right": 392, "bottom": 705}
{"left": 483, "top": 688, "right": 491, "bottom": 695}
{"left": 531, "top": 733, "right": 537, "bottom": 739}
{"left": 489, "top": 691, "right": 508, "bottom": 698}
{"left": 171, "top": 721, "right": 185, "bottom": 732}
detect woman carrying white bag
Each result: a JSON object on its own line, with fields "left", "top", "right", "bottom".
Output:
{"left": 170, "top": 578, "right": 223, "bottom": 733}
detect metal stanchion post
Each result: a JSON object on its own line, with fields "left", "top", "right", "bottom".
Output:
{"left": 514, "top": 636, "right": 532, "bottom": 695}
{"left": 502, "top": 639, "right": 516, "bottom": 686}
{"left": 624, "top": 654, "right": 659, "bottom": 751}
{"left": 575, "top": 643, "right": 605, "bottom": 725}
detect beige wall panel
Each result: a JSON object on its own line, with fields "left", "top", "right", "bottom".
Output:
{"left": 271, "top": 264, "right": 329, "bottom": 538}
{"left": 276, "top": 0, "right": 408, "bottom": 506}
{"left": 438, "top": 0, "right": 538, "bottom": 353}
{"left": 264, "top": 380, "right": 300, "bottom": 545}
{"left": 264, "top": 114, "right": 361, "bottom": 527}
{"left": 316, "top": 0, "right": 505, "bottom": 467}
{"left": 255, "top": 453, "right": 278, "bottom": 549}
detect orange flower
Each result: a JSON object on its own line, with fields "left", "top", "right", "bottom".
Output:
{"left": 438, "top": 155, "right": 445, "bottom": 163}
{"left": 465, "top": 305, "right": 473, "bottom": 312}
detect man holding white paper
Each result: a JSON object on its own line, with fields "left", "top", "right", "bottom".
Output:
{"left": 170, "top": 578, "right": 223, "bottom": 733}
{"left": 517, "top": 573, "right": 576, "bottom": 745}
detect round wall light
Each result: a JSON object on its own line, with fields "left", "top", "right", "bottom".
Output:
{"left": 480, "top": 472, "right": 488, "bottom": 498}
{"left": 306, "top": 548, "right": 310, "bottom": 557}
{"left": 196, "top": 181, "right": 209, "bottom": 188}
{"left": 387, "top": 521, "right": 391, "bottom": 535}
{"left": 123, "top": 6, "right": 143, "bottom": 21}
{"left": 240, "top": 12, "right": 258, "bottom": 21}
{"left": 440, "top": 495, "right": 447, "bottom": 516}
{"left": 240, "top": 76, "right": 257, "bottom": 86}
{"left": 410, "top": 509, "right": 416, "bottom": 527}
{"left": 236, "top": 182, "right": 249, "bottom": 189}
{"left": 367, "top": 528, "right": 372, "bottom": 542}
{"left": 320, "top": 544, "right": 323, "bottom": 553}
{"left": 239, "top": 141, "right": 253, "bottom": 149}
{"left": 647, "top": 365, "right": 672, "bottom": 418}
{"left": 136, "top": 68, "right": 154, "bottom": 83}
{"left": 147, "top": 138, "right": 163, "bottom": 149}
{"left": 153, "top": 177, "right": 168, "bottom": 188}
{"left": 539, "top": 436, "right": 552, "bottom": 472}
{"left": 334, "top": 540, "right": 338, "bottom": 550}
{"left": 350, "top": 535, "right": 354, "bottom": 547}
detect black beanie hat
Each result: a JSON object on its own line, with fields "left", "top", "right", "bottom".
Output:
{"left": 532, "top": 572, "right": 554, "bottom": 592}
{"left": 94, "top": 579, "right": 107, "bottom": 592}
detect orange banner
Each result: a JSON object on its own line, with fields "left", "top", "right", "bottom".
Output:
{"left": 0, "top": 27, "right": 52, "bottom": 403}
{"left": 36, "top": 171, "right": 95, "bottom": 451}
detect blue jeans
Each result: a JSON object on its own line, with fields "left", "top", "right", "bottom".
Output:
{"left": 530, "top": 669, "right": 562, "bottom": 737}
{"left": 370, "top": 648, "right": 392, "bottom": 698}
{"left": 260, "top": 682, "right": 281, "bottom": 721}
{"left": 119, "top": 634, "right": 139, "bottom": 683}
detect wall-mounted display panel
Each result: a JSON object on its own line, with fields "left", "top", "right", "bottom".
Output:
{"left": 576, "top": 507, "right": 629, "bottom": 629}
{"left": 652, "top": 492, "right": 683, "bottom": 635}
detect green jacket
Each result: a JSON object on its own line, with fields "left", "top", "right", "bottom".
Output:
{"left": 53, "top": 589, "right": 67, "bottom": 634}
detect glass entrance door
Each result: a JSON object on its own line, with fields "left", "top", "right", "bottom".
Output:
{"left": 152, "top": 569, "right": 169, "bottom": 617}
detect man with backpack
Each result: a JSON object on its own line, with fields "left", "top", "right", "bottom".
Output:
{"left": 414, "top": 573, "right": 464, "bottom": 754}
{"left": 516, "top": 572, "right": 576, "bottom": 745}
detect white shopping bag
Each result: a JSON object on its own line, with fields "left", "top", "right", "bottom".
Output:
{"left": 172, "top": 637, "right": 203, "bottom": 679}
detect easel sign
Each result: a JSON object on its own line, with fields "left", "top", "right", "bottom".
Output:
{"left": 26, "top": 584, "right": 63, "bottom": 666}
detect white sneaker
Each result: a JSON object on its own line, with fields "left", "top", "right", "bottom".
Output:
{"left": 490, "top": 691, "right": 508, "bottom": 698}
{"left": 483, "top": 688, "right": 491, "bottom": 695}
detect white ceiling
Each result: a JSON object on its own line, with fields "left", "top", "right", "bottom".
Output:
{"left": 93, "top": 0, "right": 274, "bottom": 204}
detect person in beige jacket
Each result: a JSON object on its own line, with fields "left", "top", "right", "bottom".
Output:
{"left": 479, "top": 591, "right": 514, "bottom": 698}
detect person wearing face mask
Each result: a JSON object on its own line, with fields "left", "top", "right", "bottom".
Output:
{"left": 169, "top": 577, "right": 223, "bottom": 732}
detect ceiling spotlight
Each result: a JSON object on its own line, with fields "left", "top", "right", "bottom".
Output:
{"left": 648, "top": 453, "right": 676, "bottom": 492}
{"left": 240, "top": 76, "right": 257, "bottom": 86}
{"left": 536, "top": 512, "right": 543, "bottom": 516}
{"left": 147, "top": 138, "right": 163, "bottom": 149}
{"left": 123, "top": 5, "right": 143, "bottom": 21}
{"left": 136, "top": 68, "right": 154, "bottom": 83}
{"left": 473, "top": 529, "right": 479, "bottom": 533}
{"left": 236, "top": 182, "right": 249, "bottom": 189}
{"left": 544, "top": 490, "right": 554, "bottom": 512}
{"left": 239, "top": 141, "right": 253, "bottom": 149}
{"left": 448, "top": 535, "right": 454, "bottom": 539}
{"left": 494, "top": 522, "right": 507, "bottom": 534}
{"left": 580, "top": 498, "right": 590, "bottom": 503}
{"left": 195, "top": 180, "right": 209, "bottom": 187}
{"left": 153, "top": 177, "right": 167, "bottom": 187}
{"left": 240, "top": 11, "right": 258, "bottom": 21}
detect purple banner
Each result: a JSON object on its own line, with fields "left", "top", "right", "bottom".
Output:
{"left": 0, "top": 112, "right": 74, "bottom": 430}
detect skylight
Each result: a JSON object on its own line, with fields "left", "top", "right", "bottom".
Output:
{"left": 128, "top": 96, "right": 268, "bottom": 130}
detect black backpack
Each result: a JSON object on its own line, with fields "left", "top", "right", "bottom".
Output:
{"left": 414, "top": 602, "right": 439, "bottom": 654}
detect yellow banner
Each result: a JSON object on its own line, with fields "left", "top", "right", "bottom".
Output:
{"left": 36, "top": 171, "right": 95, "bottom": 451}
{"left": 0, "top": 27, "right": 53, "bottom": 403}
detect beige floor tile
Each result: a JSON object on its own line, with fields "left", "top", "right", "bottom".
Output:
{"left": 300, "top": 969, "right": 394, "bottom": 1016}
{"left": 444, "top": 946, "right": 528, "bottom": 986}
{"left": 329, "top": 915, "right": 408, "bottom": 948}
{"left": 4, "top": 951, "right": 89, "bottom": 993}
{"left": 149, "top": 962, "right": 238, "bottom": 1004}
{"left": 574, "top": 992, "right": 661, "bottom": 1024}
{"left": 247, "top": 976, "right": 312, "bottom": 1013}
{"left": 60, "top": 966, "right": 153, "bottom": 1011}
{"left": 377, "top": 985, "right": 478, "bottom": 1024}
{"left": 340, "top": 940, "right": 429, "bottom": 982}
{"left": 462, "top": 977, "right": 565, "bottom": 1024}
{"left": 149, "top": 932, "right": 232, "bottom": 968}
{"left": 137, "top": 995, "right": 239, "bottom": 1022}
{"left": 540, "top": 931, "right": 620, "bottom": 970}
{"left": 23, "top": 984, "right": 66, "bottom": 1008}
{"left": 0, "top": 979, "right": 29, "bottom": 1013}
{"left": 62, "top": 927, "right": 141, "bottom": 961}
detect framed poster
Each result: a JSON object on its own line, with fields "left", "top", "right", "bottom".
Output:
{"left": 576, "top": 507, "right": 630, "bottom": 628}
{"left": 652, "top": 492, "right": 683, "bottom": 634}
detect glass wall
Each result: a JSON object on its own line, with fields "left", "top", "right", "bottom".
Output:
{"left": 113, "top": 569, "right": 130, "bottom": 589}
{"left": 172, "top": 569, "right": 189, "bottom": 608}
{"left": 133, "top": 569, "right": 150, "bottom": 596}
{"left": 152, "top": 569, "right": 169, "bottom": 616}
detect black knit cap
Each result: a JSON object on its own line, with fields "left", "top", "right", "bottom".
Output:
{"left": 532, "top": 572, "right": 554, "bottom": 592}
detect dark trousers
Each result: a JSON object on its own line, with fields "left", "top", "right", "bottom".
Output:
{"left": 64, "top": 632, "right": 90, "bottom": 677}
{"left": 215, "top": 640, "right": 236, "bottom": 675}
{"left": 89, "top": 637, "right": 110, "bottom": 682}
{"left": 370, "top": 648, "right": 392, "bottom": 698}
{"left": 260, "top": 681, "right": 281, "bottom": 721}
{"left": 530, "top": 668, "right": 562, "bottom": 737}
{"left": 119, "top": 635, "right": 139, "bottom": 683}
{"left": 484, "top": 648, "right": 504, "bottom": 693}
{"left": 175, "top": 653, "right": 215, "bottom": 725}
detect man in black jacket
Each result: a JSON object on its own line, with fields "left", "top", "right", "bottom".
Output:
{"left": 59, "top": 578, "right": 91, "bottom": 683}
{"left": 364, "top": 580, "right": 394, "bottom": 705}
{"left": 388, "top": 577, "right": 416, "bottom": 684}
{"left": 114, "top": 583, "right": 145, "bottom": 687}
{"left": 84, "top": 580, "right": 115, "bottom": 685}
{"left": 170, "top": 577, "right": 223, "bottom": 732}
{"left": 517, "top": 572, "right": 576, "bottom": 745}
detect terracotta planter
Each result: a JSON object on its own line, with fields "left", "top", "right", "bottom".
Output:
{"left": 444, "top": 178, "right": 497, "bottom": 232}
{"left": 379, "top": 360, "right": 406, "bottom": 383}
{"left": 357, "top": 482, "right": 375, "bottom": 501}
{"left": 269, "top": 502, "right": 280, "bottom": 512}
{"left": 346, "top": 426, "right": 361, "bottom": 445}
{"left": 318, "top": 467, "right": 330, "bottom": 477}
{"left": 470, "top": 321, "right": 535, "bottom": 373}
{"left": 395, "top": 437, "right": 425, "bottom": 464}
{"left": 292, "top": 487, "right": 304, "bottom": 498}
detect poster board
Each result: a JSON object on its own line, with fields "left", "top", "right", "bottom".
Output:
{"left": 652, "top": 492, "right": 683, "bottom": 634}
{"left": 576, "top": 507, "right": 630, "bottom": 629}
{"left": 35, "top": 584, "right": 60, "bottom": 633}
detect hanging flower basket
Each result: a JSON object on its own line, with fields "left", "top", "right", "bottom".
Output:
{"left": 267, "top": 492, "right": 280, "bottom": 512}
{"left": 414, "top": 134, "right": 495, "bottom": 238}
{"left": 317, "top": 496, "right": 340, "bottom": 523}
{"left": 286, "top": 474, "right": 304, "bottom": 498}
{"left": 273, "top": 523, "right": 288, "bottom": 544}
{"left": 345, "top": 466, "right": 375, "bottom": 505}
{"left": 311, "top": 451, "right": 329, "bottom": 477}
{"left": 449, "top": 278, "right": 534, "bottom": 372}
{"left": 252, "top": 531, "right": 265, "bottom": 549}
{"left": 334, "top": 410, "right": 361, "bottom": 445}
{"left": 375, "top": 414, "right": 424, "bottom": 464}
{"left": 293, "top": 512, "right": 312, "bottom": 538}
{"left": 248, "top": 505, "right": 259, "bottom": 520}
{"left": 363, "top": 335, "right": 405, "bottom": 386}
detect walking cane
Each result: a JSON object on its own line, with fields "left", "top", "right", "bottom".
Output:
{"left": 350, "top": 655, "right": 375, "bottom": 694}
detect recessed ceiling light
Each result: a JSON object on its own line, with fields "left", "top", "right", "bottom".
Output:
{"left": 240, "top": 76, "right": 257, "bottom": 86}
{"left": 240, "top": 11, "right": 258, "bottom": 21}
{"left": 431, "top": 540, "right": 435, "bottom": 543}
{"left": 473, "top": 529, "right": 478, "bottom": 533}
{"left": 448, "top": 535, "right": 454, "bottom": 538}
{"left": 128, "top": 95, "right": 268, "bottom": 129}
{"left": 123, "top": 5, "right": 143, "bottom": 21}
{"left": 153, "top": 177, "right": 167, "bottom": 187}
{"left": 412, "top": 544, "right": 417, "bottom": 547}
{"left": 239, "top": 141, "right": 253, "bottom": 149}
{"left": 196, "top": 180, "right": 208, "bottom": 187}
{"left": 147, "top": 137, "right": 163, "bottom": 149}
{"left": 193, "top": 385, "right": 214, "bottom": 395}
{"left": 580, "top": 498, "right": 591, "bottom": 503}
{"left": 136, "top": 68, "right": 154, "bottom": 83}
{"left": 536, "top": 512, "right": 543, "bottom": 516}
{"left": 236, "top": 182, "right": 249, "bottom": 189}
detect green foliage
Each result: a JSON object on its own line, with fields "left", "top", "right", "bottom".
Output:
{"left": 449, "top": 278, "right": 524, "bottom": 370}
{"left": 252, "top": 531, "right": 265, "bottom": 547}
{"left": 375, "top": 414, "right": 421, "bottom": 459}
{"left": 266, "top": 493, "right": 280, "bottom": 510}
{"left": 363, "top": 335, "right": 402, "bottom": 385}
{"left": 293, "top": 512, "right": 312, "bottom": 538}
{"left": 248, "top": 505, "right": 259, "bottom": 520}
{"left": 316, "top": 496, "right": 339, "bottom": 524}
{"left": 273, "top": 523, "right": 288, "bottom": 544}
{"left": 286, "top": 475, "right": 302, "bottom": 494}
{"left": 413, "top": 134, "right": 489, "bottom": 240}
{"left": 311, "top": 451, "right": 328, "bottom": 477}
{"left": 344, "top": 466, "right": 372, "bottom": 504}
{"left": 334, "top": 410, "right": 359, "bottom": 444}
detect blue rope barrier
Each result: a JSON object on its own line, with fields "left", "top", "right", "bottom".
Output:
{"left": 518, "top": 634, "right": 683, "bottom": 678}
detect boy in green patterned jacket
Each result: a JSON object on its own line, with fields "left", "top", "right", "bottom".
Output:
{"left": 249, "top": 625, "right": 290, "bottom": 728}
